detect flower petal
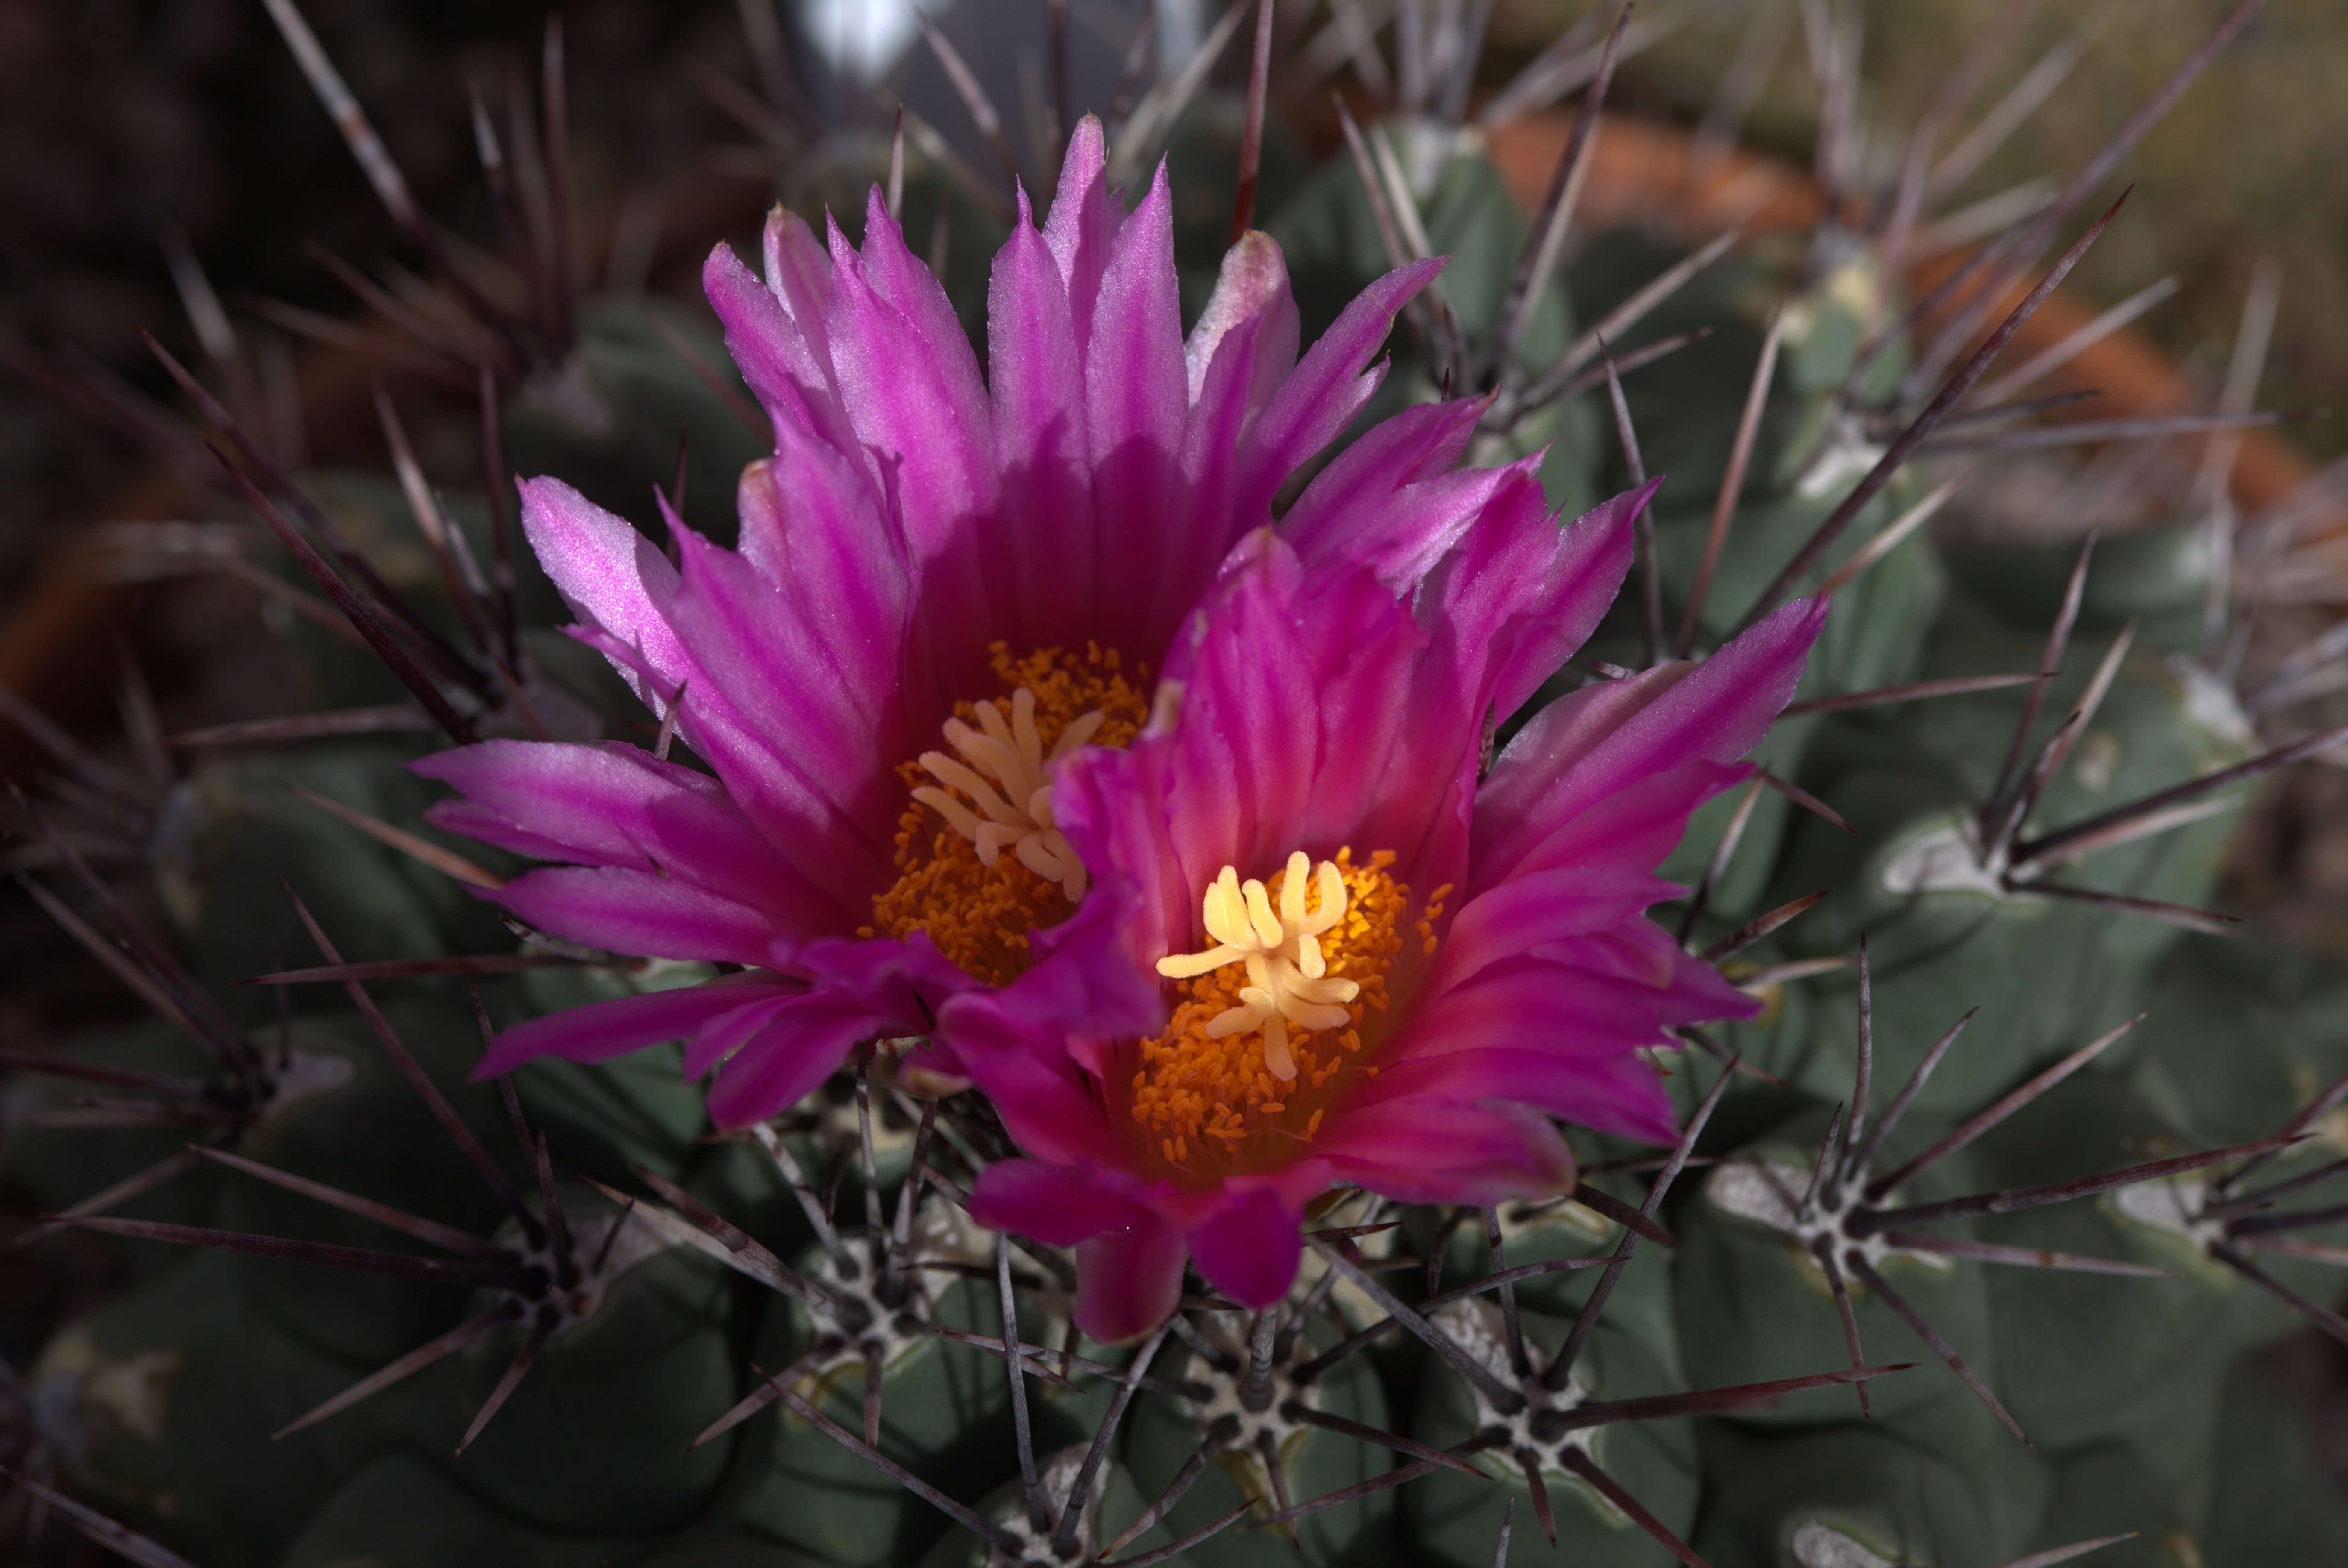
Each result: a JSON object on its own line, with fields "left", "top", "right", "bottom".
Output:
{"left": 1043, "top": 115, "right": 1121, "bottom": 349}
{"left": 1177, "top": 233, "right": 1303, "bottom": 594}
{"left": 1184, "top": 231, "right": 1300, "bottom": 411}
{"left": 1242, "top": 258, "right": 1442, "bottom": 494}
{"left": 519, "top": 476, "right": 691, "bottom": 711}
{"left": 1309, "top": 461, "right": 1520, "bottom": 593}
{"left": 1368, "top": 939, "right": 1752, "bottom": 1145}
{"left": 1045, "top": 740, "right": 1189, "bottom": 991}
{"left": 1430, "top": 478, "right": 1655, "bottom": 727}
{"left": 664, "top": 505, "right": 903, "bottom": 882}
{"left": 1074, "top": 1214, "right": 1188, "bottom": 1343}
{"left": 1315, "top": 1097, "right": 1580, "bottom": 1206}
{"left": 769, "top": 930, "right": 982, "bottom": 1058}
{"left": 1054, "top": 537, "right": 1441, "bottom": 962}
{"left": 1428, "top": 865, "right": 1686, "bottom": 998}
{"left": 827, "top": 191, "right": 999, "bottom": 662}
{"left": 703, "top": 232, "right": 848, "bottom": 455}
{"left": 476, "top": 978, "right": 802, "bottom": 1078}
{"left": 1469, "top": 758, "right": 1745, "bottom": 893}
{"left": 489, "top": 866, "right": 780, "bottom": 966}
{"left": 970, "top": 1158, "right": 1151, "bottom": 1247}
{"left": 733, "top": 420, "right": 910, "bottom": 673}
{"left": 1188, "top": 542, "right": 1429, "bottom": 888}
{"left": 1400, "top": 943, "right": 1754, "bottom": 1067}
{"left": 1473, "top": 596, "right": 1827, "bottom": 891}
{"left": 411, "top": 739, "right": 811, "bottom": 919}
{"left": 1278, "top": 397, "right": 1486, "bottom": 569}
{"left": 1367, "top": 1048, "right": 1681, "bottom": 1146}
{"left": 986, "top": 193, "right": 1098, "bottom": 652}
{"left": 1084, "top": 164, "right": 1196, "bottom": 653}
{"left": 762, "top": 205, "right": 836, "bottom": 372}
{"left": 938, "top": 978, "right": 1146, "bottom": 1168}
{"left": 1185, "top": 1184, "right": 1302, "bottom": 1311}
{"left": 703, "top": 990, "right": 902, "bottom": 1128}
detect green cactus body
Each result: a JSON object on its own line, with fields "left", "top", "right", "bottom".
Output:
{"left": 732, "top": 1268, "right": 1024, "bottom": 1564}
{"left": 1403, "top": 1301, "right": 1700, "bottom": 1567}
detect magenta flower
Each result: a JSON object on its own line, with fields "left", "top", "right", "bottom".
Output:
{"left": 958, "top": 476, "right": 1827, "bottom": 1341}
{"left": 414, "top": 120, "right": 1444, "bottom": 1125}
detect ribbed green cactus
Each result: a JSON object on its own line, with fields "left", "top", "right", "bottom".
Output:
{"left": 8, "top": 4, "right": 2348, "bottom": 1568}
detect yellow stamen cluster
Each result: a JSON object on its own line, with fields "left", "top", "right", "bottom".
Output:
{"left": 914, "top": 687, "right": 1096, "bottom": 902}
{"left": 1156, "top": 852, "right": 1361, "bottom": 1081}
{"left": 866, "top": 643, "right": 1146, "bottom": 986}
{"left": 1130, "top": 848, "right": 1412, "bottom": 1172}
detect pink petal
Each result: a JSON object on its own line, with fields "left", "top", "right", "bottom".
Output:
{"left": 1428, "top": 865, "right": 1685, "bottom": 998}
{"left": 1047, "top": 735, "right": 1191, "bottom": 987}
{"left": 937, "top": 980, "right": 1142, "bottom": 1168}
{"left": 1316, "top": 1097, "right": 1581, "bottom": 1205}
{"left": 970, "top": 1158, "right": 1150, "bottom": 1247}
{"left": 1368, "top": 1049, "right": 1680, "bottom": 1146}
{"left": 1365, "top": 935, "right": 1752, "bottom": 1146}
{"left": 704, "top": 992, "right": 897, "bottom": 1128}
{"left": 518, "top": 476, "right": 691, "bottom": 711}
{"left": 1282, "top": 470, "right": 1638, "bottom": 901}
{"left": 702, "top": 238, "right": 846, "bottom": 455}
{"left": 1396, "top": 946, "right": 1753, "bottom": 1073}
{"left": 1302, "top": 461, "right": 1519, "bottom": 591}
{"left": 1469, "top": 758, "right": 1744, "bottom": 893}
{"left": 997, "top": 893, "right": 1170, "bottom": 1061}
{"left": 826, "top": 191, "right": 999, "bottom": 661}
{"left": 1042, "top": 116, "right": 1121, "bottom": 350}
{"left": 476, "top": 978, "right": 802, "bottom": 1077}
{"left": 732, "top": 420, "right": 910, "bottom": 672}
{"left": 1074, "top": 1213, "right": 1188, "bottom": 1343}
{"left": 1436, "top": 479, "right": 1654, "bottom": 725}
{"left": 1054, "top": 537, "right": 1458, "bottom": 962}
{"left": 1472, "top": 596, "right": 1826, "bottom": 890}
{"left": 768, "top": 930, "right": 984, "bottom": 1072}
{"left": 1154, "top": 543, "right": 1328, "bottom": 879}
{"left": 1183, "top": 232, "right": 1300, "bottom": 411}
{"left": 422, "top": 798, "right": 586, "bottom": 867}
{"left": 665, "top": 510, "right": 903, "bottom": 882}
{"left": 1189, "top": 541, "right": 1431, "bottom": 881}
{"left": 1557, "top": 594, "right": 1823, "bottom": 794}
{"left": 1178, "top": 233, "right": 1302, "bottom": 573}
{"left": 1278, "top": 397, "right": 1486, "bottom": 564}
{"left": 676, "top": 992, "right": 803, "bottom": 1076}
{"left": 1083, "top": 165, "right": 1195, "bottom": 653}
{"left": 489, "top": 866, "right": 781, "bottom": 966}
{"left": 1242, "top": 258, "right": 1442, "bottom": 491}
{"left": 986, "top": 197, "right": 1098, "bottom": 653}
{"left": 411, "top": 739, "right": 809, "bottom": 919}
{"left": 1186, "top": 1184, "right": 1304, "bottom": 1311}
{"left": 761, "top": 206, "right": 836, "bottom": 370}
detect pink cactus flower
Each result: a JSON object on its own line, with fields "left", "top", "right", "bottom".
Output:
{"left": 960, "top": 490, "right": 1827, "bottom": 1340}
{"left": 413, "top": 119, "right": 1447, "bottom": 1125}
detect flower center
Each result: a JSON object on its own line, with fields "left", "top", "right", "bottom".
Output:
{"left": 914, "top": 685, "right": 1097, "bottom": 902}
{"left": 1129, "top": 848, "right": 1447, "bottom": 1174}
{"left": 1156, "top": 852, "right": 1363, "bottom": 1083}
{"left": 867, "top": 644, "right": 1146, "bottom": 987}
